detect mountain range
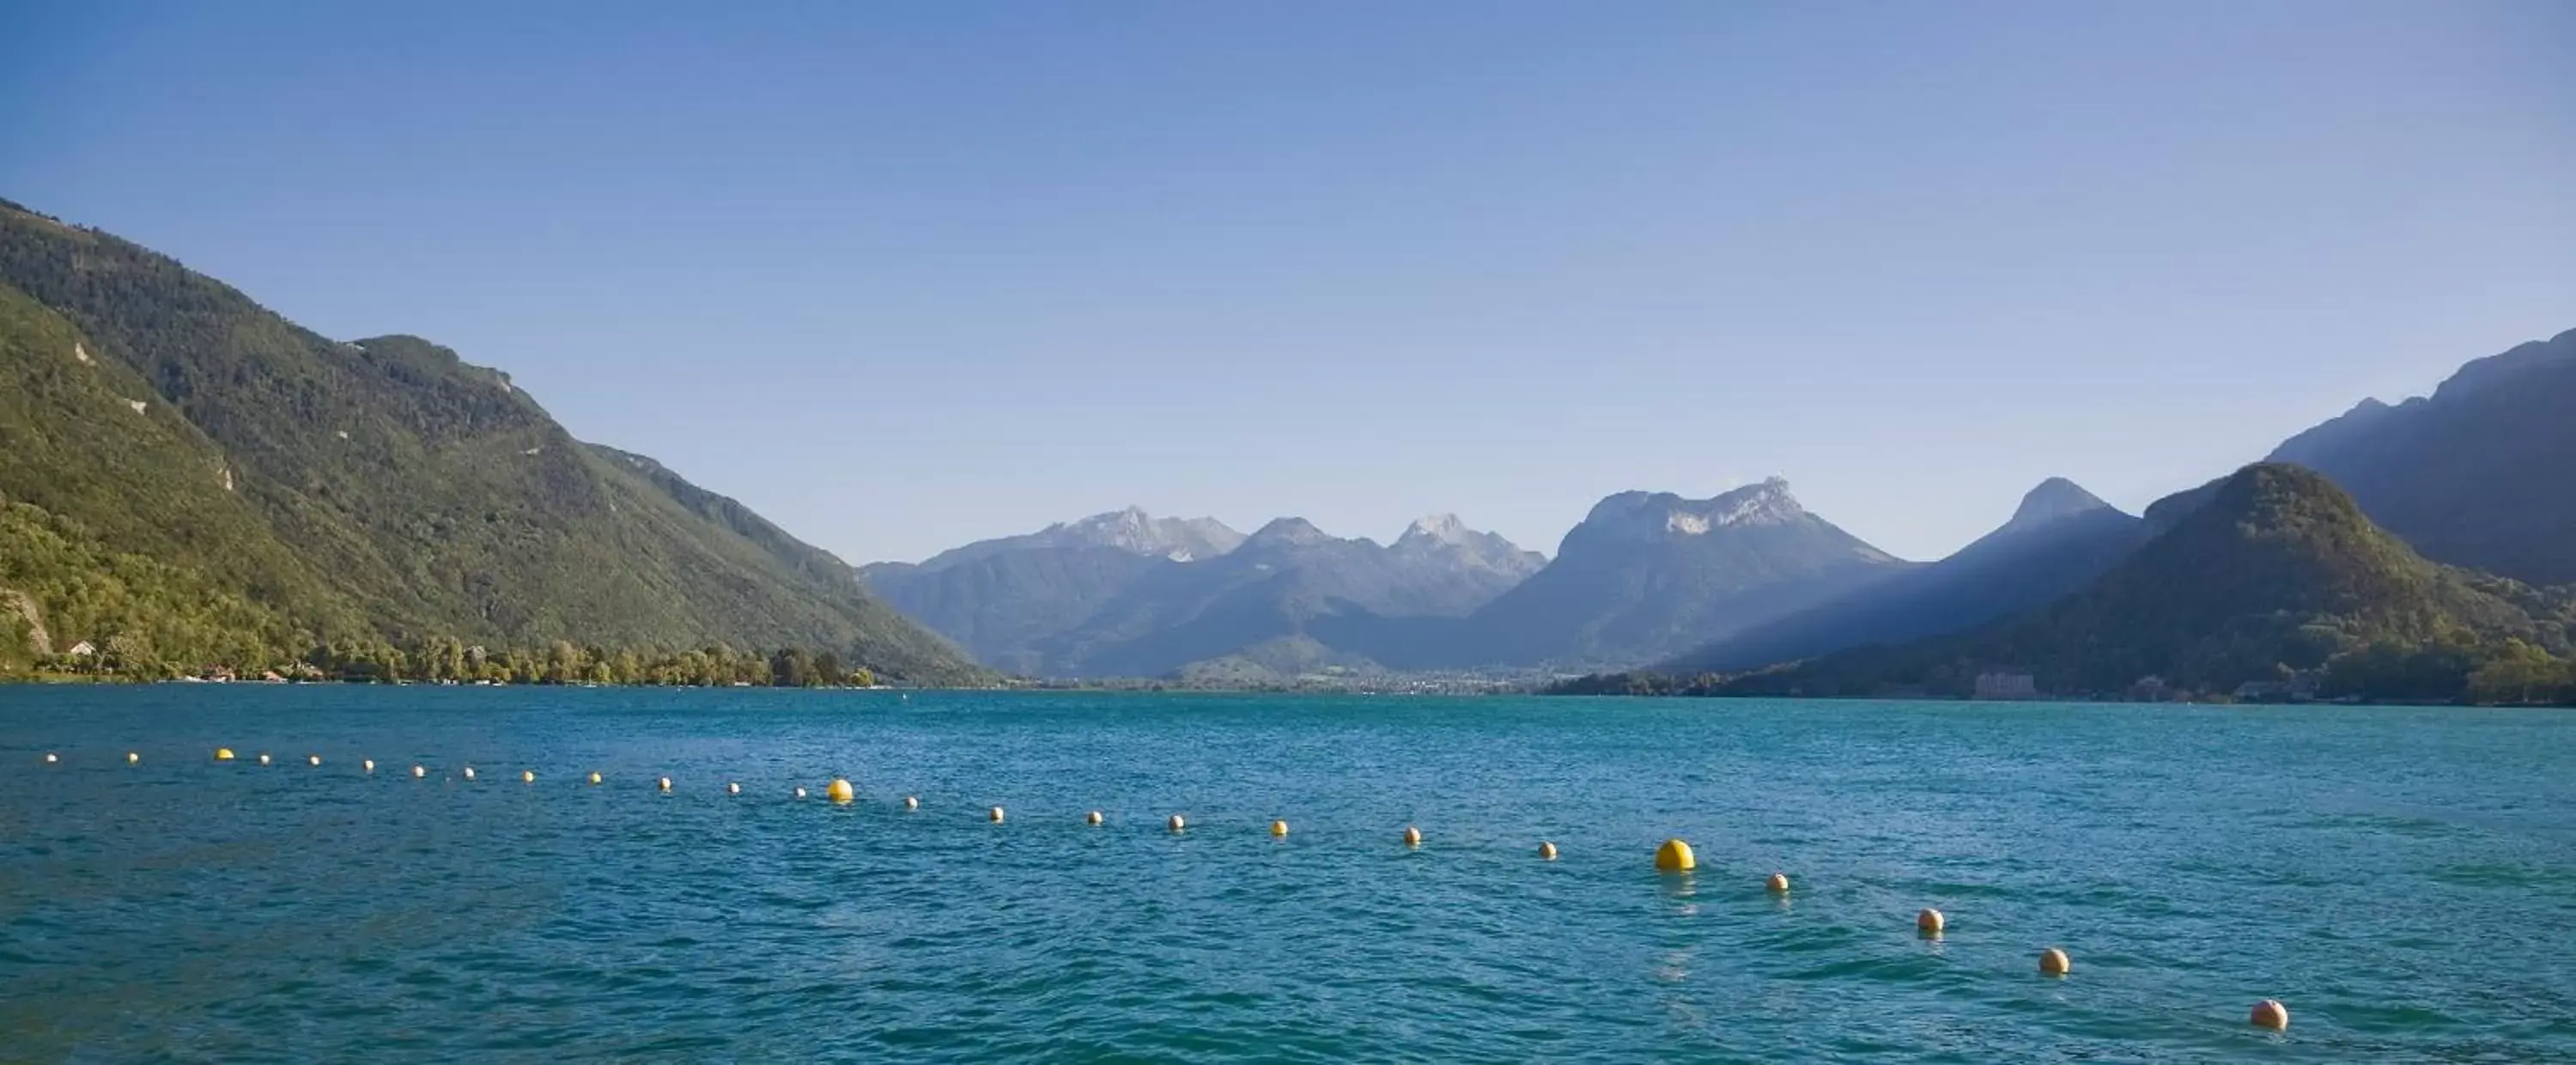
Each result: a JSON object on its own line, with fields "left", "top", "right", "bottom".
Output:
{"left": 0, "top": 198, "right": 979, "bottom": 682}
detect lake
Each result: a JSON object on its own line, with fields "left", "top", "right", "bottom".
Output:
{"left": 3, "top": 686, "right": 2573, "bottom": 1061}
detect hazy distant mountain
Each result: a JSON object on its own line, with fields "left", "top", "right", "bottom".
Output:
{"left": 2269, "top": 326, "right": 2576, "bottom": 584}
{"left": 1716, "top": 464, "right": 2570, "bottom": 700}
{"left": 1667, "top": 478, "right": 2142, "bottom": 672}
{"left": 866, "top": 509, "right": 1542, "bottom": 677}
{"left": 1342, "top": 479, "right": 1909, "bottom": 669}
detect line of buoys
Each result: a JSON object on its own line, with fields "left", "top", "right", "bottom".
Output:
{"left": 1168, "top": 814, "right": 1187, "bottom": 832}
{"left": 1538, "top": 841, "right": 1558, "bottom": 861}
{"left": 1917, "top": 908, "right": 1946, "bottom": 938}
{"left": 989, "top": 806, "right": 1005, "bottom": 824}
{"left": 1655, "top": 837, "right": 1695, "bottom": 873}
{"left": 1402, "top": 825, "right": 1422, "bottom": 848}
{"left": 2251, "top": 999, "right": 2289, "bottom": 1030}
{"left": 827, "top": 778, "right": 854, "bottom": 804}
{"left": 1767, "top": 873, "right": 1790, "bottom": 893}
{"left": 2039, "top": 947, "right": 2070, "bottom": 977}
{"left": 1086, "top": 810, "right": 1103, "bottom": 825}
{"left": 1271, "top": 819, "right": 1289, "bottom": 837}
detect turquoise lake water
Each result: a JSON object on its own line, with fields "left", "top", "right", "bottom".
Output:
{"left": 3, "top": 687, "right": 2573, "bottom": 1062}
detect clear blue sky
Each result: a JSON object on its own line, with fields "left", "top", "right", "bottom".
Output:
{"left": 4, "top": 2, "right": 2570, "bottom": 564}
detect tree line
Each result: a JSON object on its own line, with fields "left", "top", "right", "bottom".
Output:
{"left": 11, "top": 636, "right": 883, "bottom": 688}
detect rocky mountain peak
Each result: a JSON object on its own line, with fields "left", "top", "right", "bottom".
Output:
{"left": 2002, "top": 478, "right": 2113, "bottom": 533}
{"left": 1244, "top": 516, "right": 1335, "bottom": 550}
{"left": 1579, "top": 478, "right": 1807, "bottom": 543}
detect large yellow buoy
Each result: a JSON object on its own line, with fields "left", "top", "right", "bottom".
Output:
{"left": 216, "top": 747, "right": 236, "bottom": 761}
{"left": 1402, "top": 825, "right": 1423, "bottom": 848}
{"left": 2250, "top": 1000, "right": 2289, "bottom": 1030}
{"left": 1086, "top": 810, "right": 1103, "bottom": 825}
{"left": 658, "top": 776, "right": 672, "bottom": 793}
{"left": 588, "top": 771, "right": 603, "bottom": 785}
{"left": 989, "top": 806, "right": 1005, "bottom": 824}
{"left": 1917, "top": 908, "right": 1947, "bottom": 937}
{"left": 461, "top": 766, "right": 475, "bottom": 780}
{"left": 412, "top": 764, "right": 427, "bottom": 779}
{"left": 826, "top": 778, "right": 854, "bottom": 804}
{"left": 362, "top": 758, "right": 375, "bottom": 773}
{"left": 308, "top": 754, "right": 322, "bottom": 767}
{"left": 727, "top": 782, "right": 741, "bottom": 795}
{"left": 1538, "top": 841, "right": 1558, "bottom": 861}
{"left": 904, "top": 795, "right": 920, "bottom": 811}
{"left": 1655, "top": 838, "right": 1695, "bottom": 873}
{"left": 1168, "top": 814, "right": 1187, "bottom": 832}
{"left": 127, "top": 752, "right": 140, "bottom": 764}
{"left": 1766, "top": 873, "right": 1791, "bottom": 893}
{"left": 1271, "top": 819, "right": 1290, "bottom": 837}
{"left": 2038, "top": 947, "right": 2070, "bottom": 977}
{"left": 521, "top": 770, "right": 536, "bottom": 783}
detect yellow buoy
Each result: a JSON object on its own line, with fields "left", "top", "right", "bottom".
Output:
{"left": 989, "top": 806, "right": 1005, "bottom": 824}
{"left": 1271, "top": 819, "right": 1290, "bottom": 837}
{"left": 127, "top": 752, "right": 140, "bottom": 764}
{"left": 43, "top": 752, "right": 58, "bottom": 764}
{"left": 2039, "top": 947, "right": 2070, "bottom": 977}
{"left": 1766, "top": 873, "right": 1791, "bottom": 893}
{"left": 1168, "top": 814, "right": 1187, "bottom": 832}
{"left": 904, "top": 795, "right": 920, "bottom": 811}
{"left": 588, "top": 771, "right": 603, "bottom": 785}
{"left": 521, "top": 770, "right": 536, "bottom": 783}
{"left": 1655, "top": 838, "right": 1695, "bottom": 873}
{"left": 308, "top": 754, "right": 322, "bottom": 767}
{"left": 462, "top": 766, "right": 476, "bottom": 780}
{"left": 727, "top": 782, "right": 741, "bottom": 795}
{"left": 216, "top": 747, "right": 236, "bottom": 761}
{"left": 1086, "top": 810, "right": 1103, "bottom": 825}
{"left": 362, "top": 758, "right": 375, "bottom": 773}
{"left": 258, "top": 753, "right": 272, "bottom": 766}
{"left": 1538, "top": 841, "right": 1558, "bottom": 861}
{"left": 659, "top": 776, "right": 672, "bottom": 793}
{"left": 2250, "top": 999, "right": 2289, "bottom": 1030}
{"left": 1402, "top": 825, "right": 1423, "bottom": 848}
{"left": 1917, "top": 908, "right": 1947, "bottom": 937}
{"left": 826, "top": 778, "right": 854, "bottom": 804}
{"left": 412, "top": 764, "right": 427, "bottom": 779}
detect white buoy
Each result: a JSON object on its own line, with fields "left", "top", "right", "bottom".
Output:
{"left": 1766, "top": 873, "right": 1791, "bottom": 893}
{"left": 521, "top": 770, "right": 536, "bottom": 783}
{"left": 462, "top": 766, "right": 476, "bottom": 780}
{"left": 904, "top": 795, "right": 920, "bottom": 811}
{"left": 258, "top": 753, "right": 272, "bottom": 766}
{"left": 411, "top": 764, "right": 426, "bottom": 778}
{"left": 588, "top": 771, "right": 603, "bottom": 785}
{"left": 1168, "top": 814, "right": 1187, "bottom": 832}
{"left": 727, "top": 782, "right": 741, "bottom": 795}
{"left": 43, "top": 752, "right": 58, "bottom": 764}
{"left": 1402, "top": 825, "right": 1423, "bottom": 848}
{"left": 2251, "top": 1000, "right": 2289, "bottom": 1030}
{"left": 793, "top": 787, "right": 808, "bottom": 800}
{"left": 989, "top": 806, "right": 1005, "bottom": 824}
{"left": 361, "top": 758, "right": 375, "bottom": 773}
{"left": 1538, "top": 841, "right": 1558, "bottom": 860}
{"left": 1086, "top": 810, "right": 1103, "bottom": 825}
{"left": 308, "top": 754, "right": 322, "bottom": 766}
{"left": 1917, "top": 909, "right": 1946, "bottom": 937}
{"left": 659, "top": 776, "right": 672, "bottom": 793}
{"left": 127, "top": 752, "right": 140, "bottom": 764}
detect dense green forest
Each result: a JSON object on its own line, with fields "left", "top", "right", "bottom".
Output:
{"left": 0, "top": 198, "right": 984, "bottom": 685}
{"left": 1549, "top": 466, "right": 2576, "bottom": 706}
